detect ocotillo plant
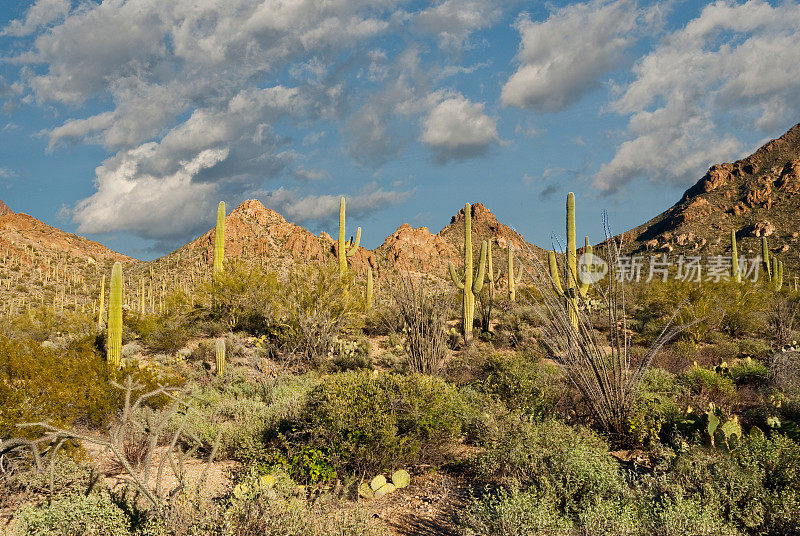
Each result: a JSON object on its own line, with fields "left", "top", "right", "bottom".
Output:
{"left": 731, "top": 230, "right": 741, "bottom": 283}
{"left": 97, "top": 274, "right": 105, "bottom": 328}
{"left": 214, "top": 201, "right": 225, "bottom": 277}
{"left": 448, "top": 203, "right": 487, "bottom": 342}
{"left": 507, "top": 243, "right": 522, "bottom": 302}
{"left": 762, "top": 236, "right": 771, "bottom": 281}
{"left": 338, "top": 197, "right": 361, "bottom": 274}
{"left": 107, "top": 262, "right": 123, "bottom": 368}
{"left": 366, "top": 265, "right": 374, "bottom": 309}
{"left": 215, "top": 338, "right": 225, "bottom": 376}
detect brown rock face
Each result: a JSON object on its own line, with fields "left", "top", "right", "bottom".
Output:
{"left": 621, "top": 122, "right": 800, "bottom": 272}
{"left": 0, "top": 198, "right": 13, "bottom": 217}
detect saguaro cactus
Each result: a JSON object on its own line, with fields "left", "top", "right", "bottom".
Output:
{"left": 507, "top": 243, "right": 522, "bottom": 301}
{"left": 107, "top": 262, "right": 123, "bottom": 368}
{"left": 97, "top": 274, "right": 105, "bottom": 328}
{"left": 214, "top": 201, "right": 225, "bottom": 277}
{"left": 215, "top": 338, "right": 225, "bottom": 376}
{"left": 548, "top": 193, "right": 590, "bottom": 327}
{"left": 731, "top": 230, "right": 741, "bottom": 283}
{"left": 448, "top": 203, "right": 487, "bottom": 342}
{"left": 762, "top": 236, "right": 771, "bottom": 281}
{"left": 338, "top": 197, "right": 361, "bottom": 274}
{"left": 366, "top": 265, "right": 374, "bottom": 309}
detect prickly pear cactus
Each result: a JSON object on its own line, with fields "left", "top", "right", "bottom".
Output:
{"left": 391, "top": 469, "right": 411, "bottom": 489}
{"left": 373, "top": 482, "right": 396, "bottom": 498}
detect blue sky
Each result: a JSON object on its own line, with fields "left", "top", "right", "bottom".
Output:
{"left": 0, "top": 0, "right": 799, "bottom": 259}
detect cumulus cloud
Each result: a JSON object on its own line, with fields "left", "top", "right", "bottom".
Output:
{"left": 414, "top": 0, "right": 502, "bottom": 50}
{"left": 501, "top": 0, "right": 651, "bottom": 111}
{"left": 260, "top": 186, "right": 413, "bottom": 225}
{"left": 421, "top": 95, "right": 499, "bottom": 163}
{"left": 2, "top": 0, "right": 70, "bottom": 37}
{"left": 595, "top": 0, "right": 800, "bottom": 191}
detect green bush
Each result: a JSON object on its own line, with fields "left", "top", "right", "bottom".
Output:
{"left": 300, "top": 371, "right": 463, "bottom": 474}
{"left": 15, "top": 491, "right": 132, "bottom": 536}
{"left": 479, "top": 352, "right": 564, "bottom": 418}
{"left": 0, "top": 335, "right": 181, "bottom": 439}
{"left": 729, "top": 358, "right": 769, "bottom": 387}
{"left": 458, "top": 488, "right": 573, "bottom": 536}
{"left": 629, "top": 368, "right": 683, "bottom": 444}
{"left": 678, "top": 365, "right": 735, "bottom": 407}
{"left": 474, "top": 416, "right": 628, "bottom": 513}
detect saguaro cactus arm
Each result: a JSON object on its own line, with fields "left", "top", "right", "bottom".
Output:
{"left": 213, "top": 201, "right": 226, "bottom": 276}
{"left": 347, "top": 227, "right": 361, "bottom": 256}
{"left": 731, "top": 230, "right": 741, "bottom": 283}
{"left": 472, "top": 241, "right": 487, "bottom": 293}
{"left": 548, "top": 250, "right": 563, "bottom": 294}
{"left": 448, "top": 262, "right": 465, "bottom": 290}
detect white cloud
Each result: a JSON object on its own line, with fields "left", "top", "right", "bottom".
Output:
{"left": 2, "top": 0, "right": 70, "bottom": 37}
{"left": 414, "top": 0, "right": 502, "bottom": 50}
{"left": 260, "top": 186, "right": 413, "bottom": 224}
{"left": 501, "top": 0, "right": 650, "bottom": 111}
{"left": 596, "top": 0, "right": 800, "bottom": 191}
{"left": 421, "top": 95, "right": 499, "bottom": 163}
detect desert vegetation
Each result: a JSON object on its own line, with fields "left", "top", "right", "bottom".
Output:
{"left": 2, "top": 195, "right": 800, "bottom": 536}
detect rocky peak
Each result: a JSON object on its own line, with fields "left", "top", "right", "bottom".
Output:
{"left": 0, "top": 198, "right": 13, "bottom": 217}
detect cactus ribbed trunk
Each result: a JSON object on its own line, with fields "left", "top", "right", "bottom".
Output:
{"left": 337, "top": 197, "right": 361, "bottom": 274}
{"left": 107, "top": 262, "right": 123, "bottom": 368}
{"left": 566, "top": 193, "right": 578, "bottom": 327}
{"left": 731, "top": 230, "right": 741, "bottom": 283}
{"left": 762, "top": 236, "right": 771, "bottom": 281}
{"left": 215, "top": 338, "right": 225, "bottom": 376}
{"left": 214, "top": 201, "right": 225, "bottom": 277}
{"left": 448, "top": 204, "right": 487, "bottom": 343}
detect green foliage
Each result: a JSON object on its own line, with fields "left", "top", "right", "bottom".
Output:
{"left": 15, "top": 491, "right": 132, "bottom": 536}
{"left": 280, "top": 262, "right": 363, "bottom": 366}
{"left": 729, "top": 358, "right": 769, "bottom": 386}
{"left": 459, "top": 488, "right": 574, "bottom": 536}
{"left": 678, "top": 364, "right": 736, "bottom": 406}
{"left": 629, "top": 368, "right": 683, "bottom": 445}
{"left": 301, "top": 371, "right": 464, "bottom": 474}
{"left": 197, "top": 259, "right": 280, "bottom": 335}
{"left": 0, "top": 335, "right": 180, "bottom": 439}
{"left": 474, "top": 416, "right": 628, "bottom": 513}
{"left": 479, "top": 352, "right": 564, "bottom": 418}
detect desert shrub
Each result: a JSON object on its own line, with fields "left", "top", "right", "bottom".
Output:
{"left": 646, "top": 495, "right": 744, "bottom": 536}
{"left": 0, "top": 335, "right": 181, "bottom": 439}
{"left": 329, "top": 337, "right": 372, "bottom": 372}
{"left": 766, "top": 297, "right": 797, "bottom": 347}
{"left": 629, "top": 368, "right": 683, "bottom": 444}
{"left": 474, "top": 416, "right": 628, "bottom": 513}
{"left": 479, "top": 351, "right": 564, "bottom": 418}
{"left": 771, "top": 350, "right": 800, "bottom": 398}
{"left": 15, "top": 491, "right": 132, "bottom": 536}
{"left": 179, "top": 373, "right": 318, "bottom": 461}
{"left": 458, "top": 488, "right": 574, "bottom": 536}
{"left": 279, "top": 263, "right": 363, "bottom": 368}
{"left": 738, "top": 338, "right": 771, "bottom": 358}
{"left": 135, "top": 313, "right": 193, "bottom": 354}
{"left": 225, "top": 468, "right": 387, "bottom": 536}
{"left": 729, "top": 358, "right": 769, "bottom": 387}
{"left": 391, "top": 277, "right": 448, "bottom": 374}
{"left": 677, "top": 365, "right": 735, "bottom": 407}
{"left": 196, "top": 259, "right": 280, "bottom": 335}
{"left": 300, "top": 371, "right": 463, "bottom": 473}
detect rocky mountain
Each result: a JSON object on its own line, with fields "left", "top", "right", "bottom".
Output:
{"left": 154, "top": 199, "right": 542, "bottom": 287}
{"left": 621, "top": 123, "right": 800, "bottom": 270}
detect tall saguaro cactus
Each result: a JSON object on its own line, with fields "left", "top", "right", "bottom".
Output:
{"left": 448, "top": 203, "right": 487, "bottom": 343}
{"left": 548, "top": 192, "right": 590, "bottom": 327}
{"left": 338, "top": 197, "right": 361, "bottom": 274}
{"left": 731, "top": 230, "right": 741, "bottom": 283}
{"left": 214, "top": 201, "right": 226, "bottom": 277}
{"left": 762, "top": 236, "right": 771, "bottom": 281}
{"left": 215, "top": 338, "right": 225, "bottom": 376}
{"left": 97, "top": 275, "right": 105, "bottom": 328}
{"left": 107, "top": 262, "right": 123, "bottom": 368}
